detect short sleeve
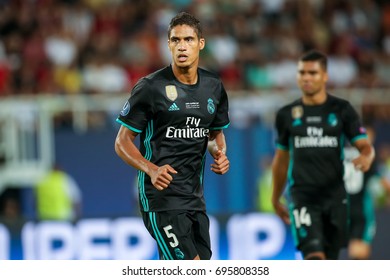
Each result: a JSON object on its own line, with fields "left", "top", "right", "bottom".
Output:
{"left": 210, "top": 83, "right": 230, "bottom": 130}
{"left": 116, "top": 78, "right": 153, "bottom": 133}
{"left": 275, "top": 109, "right": 289, "bottom": 150}
{"left": 342, "top": 102, "right": 367, "bottom": 144}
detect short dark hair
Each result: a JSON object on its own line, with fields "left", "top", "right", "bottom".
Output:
{"left": 168, "top": 12, "right": 203, "bottom": 39}
{"left": 300, "top": 50, "right": 328, "bottom": 71}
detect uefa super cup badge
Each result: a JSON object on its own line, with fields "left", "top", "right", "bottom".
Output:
{"left": 120, "top": 101, "right": 130, "bottom": 116}
{"left": 291, "top": 106, "right": 303, "bottom": 119}
{"left": 291, "top": 105, "right": 303, "bottom": 126}
{"left": 165, "top": 85, "right": 178, "bottom": 101}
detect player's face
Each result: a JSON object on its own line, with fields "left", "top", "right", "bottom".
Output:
{"left": 168, "top": 24, "right": 205, "bottom": 69}
{"left": 296, "top": 61, "right": 328, "bottom": 97}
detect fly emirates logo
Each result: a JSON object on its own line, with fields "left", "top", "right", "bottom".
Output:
{"left": 166, "top": 117, "right": 209, "bottom": 139}
{"left": 295, "top": 126, "right": 338, "bottom": 148}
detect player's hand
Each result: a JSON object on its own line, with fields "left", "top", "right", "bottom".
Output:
{"left": 273, "top": 201, "right": 290, "bottom": 225}
{"left": 150, "top": 165, "right": 178, "bottom": 191}
{"left": 352, "top": 155, "right": 372, "bottom": 172}
{"left": 210, "top": 150, "right": 229, "bottom": 175}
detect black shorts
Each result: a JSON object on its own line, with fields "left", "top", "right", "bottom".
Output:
{"left": 142, "top": 210, "right": 212, "bottom": 260}
{"left": 289, "top": 198, "right": 348, "bottom": 259}
{"left": 349, "top": 193, "right": 376, "bottom": 243}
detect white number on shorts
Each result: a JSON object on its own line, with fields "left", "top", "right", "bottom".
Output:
{"left": 292, "top": 207, "right": 312, "bottom": 228}
{"left": 163, "top": 225, "right": 179, "bottom": 247}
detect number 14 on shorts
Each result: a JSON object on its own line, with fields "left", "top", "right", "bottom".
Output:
{"left": 293, "top": 207, "right": 312, "bottom": 228}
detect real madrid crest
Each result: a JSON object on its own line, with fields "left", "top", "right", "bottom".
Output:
{"left": 291, "top": 105, "right": 303, "bottom": 119}
{"left": 327, "top": 113, "right": 338, "bottom": 126}
{"left": 207, "top": 98, "right": 215, "bottom": 114}
{"left": 165, "top": 85, "right": 178, "bottom": 101}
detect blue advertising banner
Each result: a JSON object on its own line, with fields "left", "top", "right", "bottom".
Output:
{"left": 0, "top": 213, "right": 298, "bottom": 260}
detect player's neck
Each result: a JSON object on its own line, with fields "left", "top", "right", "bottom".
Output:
{"left": 302, "top": 90, "right": 327, "bottom": 105}
{"left": 172, "top": 64, "right": 198, "bottom": 85}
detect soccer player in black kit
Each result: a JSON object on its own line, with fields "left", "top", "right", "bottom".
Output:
{"left": 271, "top": 50, "right": 375, "bottom": 260}
{"left": 114, "top": 12, "right": 230, "bottom": 260}
{"left": 344, "top": 126, "right": 390, "bottom": 259}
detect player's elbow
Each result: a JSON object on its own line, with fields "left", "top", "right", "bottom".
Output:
{"left": 114, "top": 136, "right": 123, "bottom": 157}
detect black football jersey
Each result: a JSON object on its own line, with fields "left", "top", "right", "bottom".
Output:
{"left": 275, "top": 94, "right": 367, "bottom": 199}
{"left": 117, "top": 65, "right": 230, "bottom": 212}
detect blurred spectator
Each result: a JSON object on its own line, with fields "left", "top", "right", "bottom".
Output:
{"left": 219, "top": 59, "right": 244, "bottom": 91}
{"left": 82, "top": 55, "right": 128, "bottom": 94}
{"left": 246, "top": 56, "right": 273, "bottom": 90}
{"left": 0, "top": 188, "right": 22, "bottom": 219}
{"left": 255, "top": 155, "right": 286, "bottom": 213}
{"left": 207, "top": 30, "right": 238, "bottom": 69}
{"left": 255, "top": 155, "right": 274, "bottom": 213}
{"left": 0, "top": 0, "right": 389, "bottom": 95}
{"left": 328, "top": 33, "right": 358, "bottom": 87}
{"left": 0, "top": 188, "right": 25, "bottom": 250}
{"left": 54, "top": 62, "right": 82, "bottom": 94}
{"left": 0, "top": 47, "right": 11, "bottom": 96}
{"left": 34, "top": 164, "right": 82, "bottom": 222}
{"left": 350, "top": 49, "right": 387, "bottom": 88}
{"left": 62, "top": 2, "right": 94, "bottom": 47}
{"left": 44, "top": 28, "right": 77, "bottom": 68}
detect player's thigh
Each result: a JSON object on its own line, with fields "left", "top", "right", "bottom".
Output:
{"left": 289, "top": 202, "right": 324, "bottom": 255}
{"left": 350, "top": 194, "right": 376, "bottom": 243}
{"left": 143, "top": 211, "right": 199, "bottom": 260}
{"left": 349, "top": 208, "right": 365, "bottom": 240}
{"left": 328, "top": 202, "right": 349, "bottom": 245}
{"left": 193, "top": 211, "right": 212, "bottom": 260}
{"left": 322, "top": 202, "right": 349, "bottom": 259}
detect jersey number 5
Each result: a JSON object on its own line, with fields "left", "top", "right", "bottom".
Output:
{"left": 292, "top": 207, "right": 312, "bottom": 228}
{"left": 163, "top": 225, "right": 179, "bottom": 247}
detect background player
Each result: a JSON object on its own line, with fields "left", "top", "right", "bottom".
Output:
{"left": 114, "top": 12, "right": 230, "bottom": 260}
{"left": 271, "top": 50, "right": 375, "bottom": 260}
{"left": 343, "top": 125, "right": 390, "bottom": 259}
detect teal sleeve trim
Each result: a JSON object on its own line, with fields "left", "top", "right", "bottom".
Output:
{"left": 210, "top": 122, "right": 230, "bottom": 130}
{"left": 351, "top": 134, "right": 368, "bottom": 144}
{"left": 116, "top": 118, "right": 142, "bottom": 133}
{"left": 276, "top": 143, "right": 288, "bottom": 151}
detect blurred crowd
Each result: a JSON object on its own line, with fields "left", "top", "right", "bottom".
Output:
{"left": 0, "top": 0, "right": 390, "bottom": 97}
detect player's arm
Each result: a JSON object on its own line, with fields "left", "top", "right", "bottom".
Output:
{"left": 352, "top": 138, "right": 375, "bottom": 172}
{"left": 115, "top": 126, "right": 177, "bottom": 190}
{"left": 271, "top": 148, "right": 290, "bottom": 224}
{"left": 379, "top": 176, "right": 390, "bottom": 206}
{"left": 208, "top": 130, "right": 229, "bottom": 175}
{"left": 380, "top": 176, "right": 390, "bottom": 191}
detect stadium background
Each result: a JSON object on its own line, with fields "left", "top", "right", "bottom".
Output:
{"left": 0, "top": 0, "right": 390, "bottom": 259}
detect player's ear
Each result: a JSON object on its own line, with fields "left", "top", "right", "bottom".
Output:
{"left": 199, "top": 38, "right": 205, "bottom": 50}
{"left": 323, "top": 71, "right": 329, "bottom": 83}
